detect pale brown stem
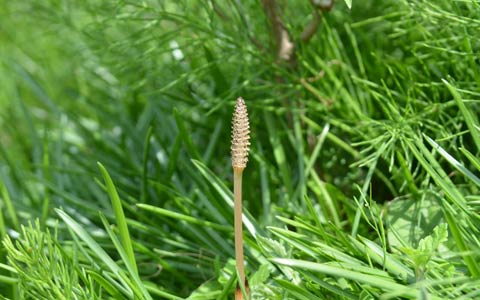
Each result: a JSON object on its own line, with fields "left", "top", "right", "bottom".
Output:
{"left": 233, "top": 167, "right": 245, "bottom": 288}
{"left": 261, "top": 0, "right": 295, "bottom": 64}
{"left": 300, "top": 9, "right": 321, "bottom": 43}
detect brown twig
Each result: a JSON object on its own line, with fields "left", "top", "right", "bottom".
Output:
{"left": 261, "top": 0, "right": 295, "bottom": 64}
{"left": 301, "top": 0, "right": 335, "bottom": 43}
{"left": 300, "top": 9, "right": 322, "bottom": 43}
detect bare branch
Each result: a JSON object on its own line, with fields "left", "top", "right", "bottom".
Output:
{"left": 261, "top": 0, "right": 295, "bottom": 63}
{"left": 300, "top": 9, "right": 321, "bottom": 43}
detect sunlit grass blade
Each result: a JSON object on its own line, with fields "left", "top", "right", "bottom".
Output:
{"left": 425, "top": 135, "right": 480, "bottom": 188}
{"left": 56, "top": 209, "right": 140, "bottom": 299}
{"left": 97, "top": 162, "right": 138, "bottom": 276}
{"left": 271, "top": 258, "right": 438, "bottom": 299}
{"left": 0, "top": 274, "right": 18, "bottom": 285}
{"left": 443, "top": 79, "right": 480, "bottom": 153}
{"left": 99, "top": 213, "right": 153, "bottom": 300}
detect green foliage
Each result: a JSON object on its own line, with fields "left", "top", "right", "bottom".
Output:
{"left": 401, "top": 223, "right": 448, "bottom": 273}
{"left": 1, "top": 0, "right": 480, "bottom": 299}
{"left": 3, "top": 221, "right": 99, "bottom": 300}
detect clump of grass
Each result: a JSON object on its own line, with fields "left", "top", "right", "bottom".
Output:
{"left": 1, "top": 0, "right": 480, "bottom": 299}
{"left": 2, "top": 220, "right": 99, "bottom": 300}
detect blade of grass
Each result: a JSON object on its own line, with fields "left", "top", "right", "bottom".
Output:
{"left": 173, "top": 108, "right": 201, "bottom": 160}
{"left": 308, "top": 173, "right": 340, "bottom": 227}
{"left": 0, "top": 274, "right": 18, "bottom": 285}
{"left": 425, "top": 135, "right": 480, "bottom": 188}
{"left": 0, "top": 142, "right": 35, "bottom": 204}
{"left": 459, "top": 147, "right": 480, "bottom": 171}
{"left": 97, "top": 162, "right": 138, "bottom": 276}
{"left": 292, "top": 101, "right": 306, "bottom": 207}
{"left": 191, "top": 159, "right": 261, "bottom": 238}
{"left": 41, "top": 133, "right": 51, "bottom": 228}
{"left": 301, "top": 271, "right": 357, "bottom": 299}
{"left": 352, "top": 142, "right": 388, "bottom": 237}
{"left": 255, "top": 141, "right": 271, "bottom": 224}
{"left": 99, "top": 213, "right": 153, "bottom": 300}
{"left": 141, "top": 126, "right": 154, "bottom": 203}
{"left": 443, "top": 79, "right": 480, "bottom": 153}
{"left": 202, "top": 119, "right": 223, "bottom": 165}
{"left": 271, "top": 258, "right": 440, "bottom": 300}
{"left": 275, "top": 279, "right": 323, "bottom": 300}
{"left": 0, "top": 205, "right": 5, "bottom": 240}
{"left": 304, "top": 123, "right": 330, "bottom": 176}
{"left": 405, "top": 138, "right": 469, "bottom": 212}
{"left": 86, "top": 270, "right": 123, "bottom": 299}
{"left": 144, "top": 282, "right": 185, "bottom": 300}
{"left": 216, "top": 269, "right": 236, "bottom": 300}
{"left": 0, "top": 181, "right": 19, "bottom": 231}
{"left": 443, "top": 207, "right": 480, "bottom": 278}
{"left": 264, "top": 111, "right": 293, "bottom": 198}
{"left": 165, "top": 133, "right": 183, "bottom": 182}
{"left": 136, "top": 203, "right": 231, "bottom": 232}
{"left": 55, "top": 209, "right": 133, "bottom": 297}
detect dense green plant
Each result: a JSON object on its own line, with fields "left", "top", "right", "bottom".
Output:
{"left": 3, "top": 221, "right": 100, "bottom": 300}
{"left": 1, "top": 0, "right": 480, "bottom": 299}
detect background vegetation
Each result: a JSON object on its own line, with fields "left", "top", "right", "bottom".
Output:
{"left": 1, "top": 0, "right": 480, "bottom": 299}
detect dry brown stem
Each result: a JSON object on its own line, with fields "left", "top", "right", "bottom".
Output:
{"left": 261, "top": 0, "right": 295, "bottom": 64}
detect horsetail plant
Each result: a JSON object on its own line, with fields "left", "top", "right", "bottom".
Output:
{"left": 231, "top": 97, "right": 251, "bottom": 300}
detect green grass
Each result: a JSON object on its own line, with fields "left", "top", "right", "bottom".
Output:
{"left": 1, "top": 0, "right": 480, "bottom": 299}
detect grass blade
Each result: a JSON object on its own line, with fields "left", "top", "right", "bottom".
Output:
{"left": 0, "top": 182, "right": 19, "bottom": 232}
{"left": 271, "top": 258, "right": 440, "bottom": 299}
{"left": 97, "top": 162, "right": 138, "bottom": 276}
{"left": 55, "top": 209, "right": 133, "bottom": 296}
{"left": 137, "top": 203, "right": 231, "bottom": 232}
{"left": 443, "top": 79, "right": 480, "bottom": 153}
{"left": 99, "top": 213, "right": 153, "bottom": 300}
{"left": 425, "top": 135, "right": 480, "bottom": 188}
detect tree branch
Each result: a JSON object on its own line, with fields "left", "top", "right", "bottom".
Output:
{"left": 261, "top": 0, "right": 295, "bottom": 64}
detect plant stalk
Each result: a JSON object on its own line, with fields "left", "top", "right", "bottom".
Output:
{"left": 231, "top": 97, "right": 250, "bottom": 299}
{"left": 234, "top": 167, "right": 245, "bottom": 286}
